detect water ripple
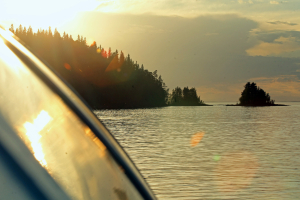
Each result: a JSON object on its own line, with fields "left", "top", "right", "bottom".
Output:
{"left": 95, "top": 103, "right": 300, "bottom": 199}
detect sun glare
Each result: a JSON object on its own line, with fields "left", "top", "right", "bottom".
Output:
{"left": 1, "top": 0, "right": 101, "bottom": 30}
{"left": 23, "top": 110, "right": 52, "bottom": 166}
{"left": 0, "top": 31, "right": 28, "bottom": 75}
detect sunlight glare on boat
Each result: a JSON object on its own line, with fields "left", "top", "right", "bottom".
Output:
{"left": 0, "top": 34, "right": 27, "bottom": 75}
{"left": 23, "top": 110, "right": 52, "bottom": 167}
{"left": 84, "top": 127, "right": 107, "bottom": 158}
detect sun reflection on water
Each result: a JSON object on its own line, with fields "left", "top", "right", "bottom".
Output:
{"left": 23, "top": 110, "right": 52, "bottom": 166}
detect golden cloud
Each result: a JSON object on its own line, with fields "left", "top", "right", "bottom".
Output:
{"left": 196, "top": 84, "right": 241, "bottom": 102}
{"left": 250, "top": 75, "right": 300, "bottom": 100}
{"left": 246, "top": 37, "right": 300, "bottom": 56}
{"left": 238, "top": 0, "right": 254, "bottom": 4}
{"left": 270, "top": 1, "right": 279, "bottom": 4}
{"left": 197, "top": 75, "right": 300, "bottom": 102}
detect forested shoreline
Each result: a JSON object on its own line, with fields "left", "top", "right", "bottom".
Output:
{"left": 10, "top": 24, "right": 173, "bottom": 109}
{"left": 169, "top": 87, "right": 208, "bottom": 106}
{"left": 9, "top": 24, "right": 208, "bottom": 108}
{"left": 11, "top": 25, "right": 289, "bottom": 108}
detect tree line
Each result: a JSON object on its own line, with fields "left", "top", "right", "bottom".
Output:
{"left": 9, "top": 24, "right": 281, "bottom": 108}
{"left": 10, "top": 24, "right": 172, "bottom": 109}
{"left": 169, "top": 87, "right": 206, "bottom": 106}
{"left": 239, "top": 82, "right": 275, "bottom": 106}
{"left": 10, "top": 24, "right": 208, "bottom": 108}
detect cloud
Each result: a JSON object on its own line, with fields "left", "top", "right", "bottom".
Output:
{"left": 87, "top": 0, "right": 300, "bottom": 19}
{"left": 238, "top": 0, "right": 255, "bottom": 4}
{"left": 63, "top": 12, "right": 300, "bottom": 101}
{"left": 249, "top": 75, "right": 300, "bottom": 101}
{"left": 267, "top": 21, "right": 297, "bottom": 26}
{"left": 252, "top": 75, "right": 299, "bottom": 82}
{"left": 269, "top": 0, "right": 289, "bottom": 4}
{"left": 197, "top": 75, "right": 300, "bottom": 101}
{"left": 246, "top": 30, "right": 300, "bottom": 56}
{"left": 197, "top": 84, "right": 242, "bottom": 102}
{"left": 255, "top": 30, "right": 300, "bottom": 43}
{"left": 246, "top": 36, "right": 300, "bottom": 56}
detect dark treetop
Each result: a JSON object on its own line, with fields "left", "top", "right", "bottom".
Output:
{"left": 169, "top": 87, "right": 209, "bottom": 106}
{"left": 228, "top": 82, "right": 287, "bottom": 106}
{"left": 239, "top": 82, "right": 274, "bottom": 106}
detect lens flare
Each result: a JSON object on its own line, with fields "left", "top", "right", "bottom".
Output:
{"left": 190, "top": 132, "right": 205, "bottom": 147}
{"left": 64, "top": 63, "right": 71, "bottom": 70}
{"left": 215, "top": 151, "right": 259, "bottom": 192}
{"left": 105, "top": 54, "right": 123, "bottom": 72}
{"left": 214, "top": 155, "right": 221, "bottom": 161}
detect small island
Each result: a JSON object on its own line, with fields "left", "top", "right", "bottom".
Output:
{"left": 169, "top": 87, "right": 211, "bottom": 106}
{"left": 227, "top": 82, "right": 288, "bottom": 106}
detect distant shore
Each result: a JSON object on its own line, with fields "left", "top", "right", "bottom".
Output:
{"left": 169, "top": 104, "right": 213, "bottom": 106}
{"left": 226, "top": 104, "right": 289, "bottom": 107}
{"left": 94, "top": 104, "right": 214, "bottom": 109}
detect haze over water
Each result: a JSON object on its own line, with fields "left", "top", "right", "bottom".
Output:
{"left": 95, "top": 102, "right": 300, "bottom": 199}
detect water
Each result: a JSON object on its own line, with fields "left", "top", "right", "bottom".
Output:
{"left": 94, "top": 102, "right": 300, "bottom": 199}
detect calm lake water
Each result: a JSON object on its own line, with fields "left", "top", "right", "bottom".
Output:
{"left": 94, "top": 102, "right": 300, "bottom": 199}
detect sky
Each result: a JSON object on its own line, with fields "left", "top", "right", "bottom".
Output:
{"left": 1, "top": 0, "right": 300, "bottom": 102}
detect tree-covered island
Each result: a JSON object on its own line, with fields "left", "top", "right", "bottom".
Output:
{"left": 227, "top": 82, "right": 288, "bottom": 106}
{"left": 169, "top": 87, "right": 210, "bottom": 106}
{"left": 10, "top": 25, "right": 209, "bottom": 108}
